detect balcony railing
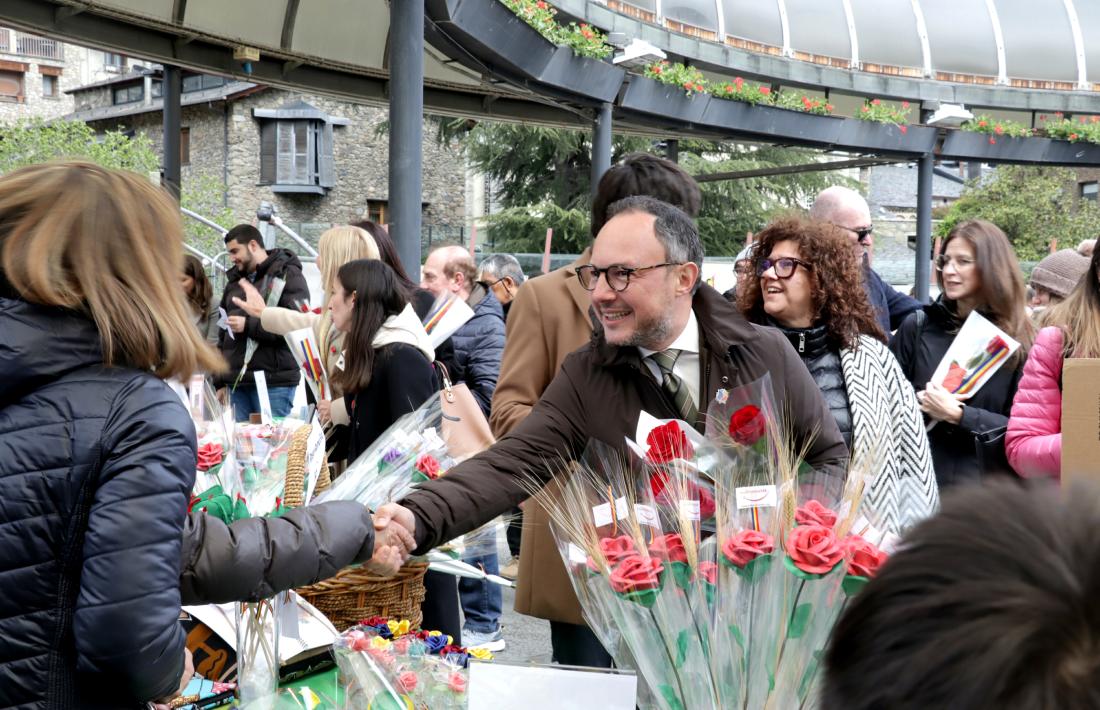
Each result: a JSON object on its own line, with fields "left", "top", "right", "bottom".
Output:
{"left": 0, "top": 27, "right": 63, "bottom": 60}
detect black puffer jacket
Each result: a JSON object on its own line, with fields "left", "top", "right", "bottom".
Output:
{"left": 0, "top": 296, "right": 192, "bottom": 709}
{"left": 890, "top": 298, "right": 1025, "bottom": 488}
{"left": 773, "top": 321, "right": 853, "bottom": 451}
{"left": 216, "top": 248, "right": 311, "bottom": 388}
{"left": 437, "top": 286, "right": 505, "bottom": 418}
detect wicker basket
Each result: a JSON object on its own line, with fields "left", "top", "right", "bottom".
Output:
{"left": 297, "top": 562, "right": 430, "bottom": 632}
{"left": 282, "top": 423, "right": 331, "bottom": 506}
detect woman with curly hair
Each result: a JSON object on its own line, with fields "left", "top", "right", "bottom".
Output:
{"left": 739, "top": 216, "right": 937, "bottom": 531}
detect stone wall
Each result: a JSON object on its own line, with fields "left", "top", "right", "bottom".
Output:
{"left": 0, "top": 41, "right": 82, "bottom": 122}
{"left": 85, "top": 86, "right": 467, "bottom": 252}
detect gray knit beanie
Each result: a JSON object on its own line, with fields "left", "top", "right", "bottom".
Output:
{"left": 1030, "top": 248, "right": 1091, "bottom": 299}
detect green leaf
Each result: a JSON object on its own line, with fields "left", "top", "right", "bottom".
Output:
{"left": 725, "top": 552, "right": 774, "bottom": 582}
{"left": 658, "top": 685, "right": 686, "bottom": 710}
{"left": 729, "top": 624, "right": 745, "bottom": 650}
{"left": 615, "top": 587, "right": 661, "bottom": 608}
{"left": 842, "top": 575, "right": 870, "bottom": 597}
{"left": 670, "top": 561, "right": 693, "bottom": 590}
{"left": 783, "top": 553, "right": 833, "bottom": 581}
{"left": 788, "top": 602, "right": 812, "bottom": 639}
{"left": 798, "top": 649, "right": 825, "bottom": 700}
{"left": 674, "top": 629, "right": 690, "bottom": 667}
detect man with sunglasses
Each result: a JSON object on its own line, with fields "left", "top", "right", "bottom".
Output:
{"left": 375, "top": 197, "right": 849, "bottom": 653}
{"left": 810, "top": 186, "right": 922, "bottom": 336}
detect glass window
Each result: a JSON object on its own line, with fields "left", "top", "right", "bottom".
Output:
{"left": 41, "top": 73, "right": 58, "bottom": 97}
{"left": 112, "top": 83, "right": 143, "bottom": 104}
{"left": 1082, "top": 182, "right": 1098, "bottom": 202}
{"left": 276, "top": 120, "right": 315, "bottom": 185}
{"left": 0, "top": 69, "right": 23, "bottom": 100}
{"left": 367, "top": 200, "right": 387, "bottom": 224}
{"left": 151, "top": 80, "right": 162, "bottom": 98}
{"left": 182, "top": 74, "right": 227, "bottom": 93}
{"left": 103, "top": 52, "right": 125, "bottom": 68}
{"left": 180, "top": 127, "right": 191, "bottom": 166}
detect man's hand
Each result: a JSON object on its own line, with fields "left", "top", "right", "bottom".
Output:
{"left": 226, "top": 315, "right": 246, "bottom": 334}
{"left": 152, "top": 648, "right": 193, "bottom": 709}
{"left": 373, "top": 502, "right": 417, "bottom": 547}
{"left": 317, "top": 399, "right": 332, "bottom": 426}
{"left": 231, "top": 280, "right": 267, "bottom": 319}
{"left": 366, "top": 505, "right": 417, "bottom": 577}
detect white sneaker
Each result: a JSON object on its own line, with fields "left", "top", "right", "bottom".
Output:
{"left": 463, "top": 627, "right": 506, "bottom": 652}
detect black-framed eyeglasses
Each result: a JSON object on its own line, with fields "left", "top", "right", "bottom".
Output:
{"left": 934, "top": 254, "right": 977, "bottom": 271}
{"left": 832, "top": 223, "right": 874, "bottom": 243}
{"left": 575, "top": 262, "right": 683, "bottom": 292}
{"left": 756, "top": 257, "right": 813, "bottom": 279}
{"left": 485, "top": 276, "right": 513, "bottom": 297}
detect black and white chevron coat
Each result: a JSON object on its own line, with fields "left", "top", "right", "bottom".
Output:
{"left": 839, "top": 335, "right": 940, "bottom": 533}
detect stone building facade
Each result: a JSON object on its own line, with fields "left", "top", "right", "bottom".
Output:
{"left": 66, "top": 73, "right": 467, "bottom": 247}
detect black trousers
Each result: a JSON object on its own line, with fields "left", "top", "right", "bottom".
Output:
{"left": 549, "top": 620, "right": 613, "bottom": 668}
{"left": 420, "top": 570, "right": 462, "bottom": 646}
{"left": 506, "top": 506, "right": 523, "bottom": 558}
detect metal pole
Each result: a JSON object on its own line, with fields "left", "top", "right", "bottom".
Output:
{"left": 389, "top": 0, "right": 424, "bottom": 277}
{"left": 915, "top": 152, "right": 933, "bottom": 302}
{"left": 591, "top": 102, "right": 612, "bottom": 198}
{"left": 665, "top": 138, "right": 679, "bottom": 163}
{"left": 162, "top": 65, "right": 182, "bottom": 200}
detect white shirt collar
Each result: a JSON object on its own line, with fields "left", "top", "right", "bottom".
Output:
{"left": 638, "top": 309, "right": 699, "bottom": 359}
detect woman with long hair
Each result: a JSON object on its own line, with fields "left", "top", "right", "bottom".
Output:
{"left": 352, "top": 219, "right": 436, "bottom": 320}
{"left": 890, "top": 219, "right": 1033, "bottom": 487}
{"left": 232, "top": 224, "right": 383, "bottom": 432}
{"left": 0, "top": 162, "right": 225, "bottom": 707}
{"left": 328, "top": 258, "right": 436, "bottom": 459}
{"left": 739, "top": 217, "right": 937, "bottom": 531}
{"left": 181, "top": 253, "right": 220, "bottom": 345}
{"left": 1006, "top": 245, "right": 1100, "bottom": 479}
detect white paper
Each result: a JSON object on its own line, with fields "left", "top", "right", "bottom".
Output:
{"left": 929, "top": 311, "right": 1021, "bottom": 397}
{"left": 679, "top": 499, "right": 701, "bottom": 521}
{"left": 188, "top": 374, "right": 206, "bottom": 419}
{"left": 592, "top": 497, "right": 630, "bottom": 527}
{"left": 467, "top": 661, "right": 637, "bottom": 710}
{"left": 735, "top": 485, "right": 778, "bottom": 510}
{"left": 217, "top": 307, "right": 235, "bottom": 340}
{"left": 634, "top": 504, "right": 660, "bottom": 528}
{"left": 253, "top": 371, "right": 272, "bottom": 424}
{"left": 567, "top": 543, "right": 589, "bottom": 566}
{"left": 422, "top": 293, "right": 476, "bottom": 349}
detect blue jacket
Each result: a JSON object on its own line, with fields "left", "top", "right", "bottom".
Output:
{"left": 0, "top": 295, "right": 192, "bottom": 708}
{"left": 864, "top": 262, "right": 922, "bottom": 337}
{"left": 440, "top": 288, "right": 505, "bottom": 418}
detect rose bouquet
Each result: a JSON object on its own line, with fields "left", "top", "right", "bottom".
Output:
{"left": 333, "top": 618, "right": 492, "bottom": 709}
{"left": 186, "top": 377, "right": 247, "bottom": 522}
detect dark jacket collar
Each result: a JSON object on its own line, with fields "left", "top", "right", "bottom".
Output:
{"left": 226, "top": 247, "right": 302, "bottom": 284}
{"left": 591, "top": 284, "right": 758, "bottom": 368}
{"left": 768, "top": 318, "right": 830, "bottom": 358}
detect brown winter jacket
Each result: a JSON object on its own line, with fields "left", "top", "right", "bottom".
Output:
{"left": 403, "top": 285, "right": 849, "bottom": 571}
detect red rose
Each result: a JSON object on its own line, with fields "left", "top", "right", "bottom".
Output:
{"left": 609, "top": 555, "right": 664, "bottom": 594}
{"left": 786, "top": 524, "right": 843, "bottom": 575}
{"left": 721, "top": 529, "right": 775, "bottom": 568}
{"left": 648, "top": 533, "right": 689, "bottom": 564}
{"left": 872, "top": 98, "right": 881, "bottom": 105}
{"left": 696, "top": 561, "right": 718, "bottom": 585}
{"left": 795, "top": 500, "right": 837, "bottom": 528}
{"left": 646, "top": 421, "right": 693, "bottom": 463}
{"left": 759, "top": 86, "right": 771, "bottom": 95}
{"left": 900, "top": 125, "right": 908, "bottom": 134}
{"left": 415, "top": 454, "right": 440, "bottom": 479}
{"left": 587, "top": 534, "right": 636, "bottom": 572}
{"left": 697, "top": 484, "right": 716, "bottom": 520}
{"left": 843, "top": 535, "right": 888, "bottom": 578}
{"left": 728, "top": 405, "right": 766, "bottom": 446}
{"left": 734, "top": 77, "right": 743, "bottom": 89}
{"left": 901, "top": 100, "right": 910, "bottom": 109}
{"left": 196, "top": 442, "right": 223, "bottom": 472}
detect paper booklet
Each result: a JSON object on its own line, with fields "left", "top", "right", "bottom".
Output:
{"left": 422, "top": 293, "right": 475, "bottom": 348}
{"left": 182, "top": 592, "right": 337, "bottom": 666}
{"left": 929, "top": 310, "right": 1020, "bottom": 397}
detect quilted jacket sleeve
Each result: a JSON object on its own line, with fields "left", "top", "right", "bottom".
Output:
{"left": 179, "top": 501, "right": 375, "bottom": 604}
{"left": 1006, "top": 326, "right": 1064, "bottom": 479}
{"left": 74, "top": 376, "right": 196, "bottom": 702}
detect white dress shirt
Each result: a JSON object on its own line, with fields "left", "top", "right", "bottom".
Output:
{"left": 638, "top": 309, "right": 701, "bottom": 408}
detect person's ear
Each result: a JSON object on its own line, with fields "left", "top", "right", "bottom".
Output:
{"left": 678, "top": 262, "right": 700, "bottom": 295}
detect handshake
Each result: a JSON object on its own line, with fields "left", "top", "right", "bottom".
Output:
{"left": 365, "top": 503, "right": 419, "bottom": 577}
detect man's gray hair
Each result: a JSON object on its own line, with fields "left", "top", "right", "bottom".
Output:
{"left": 605, "top": 195, "right": 704, "bottom": 274}
{"left": 478, "top": 253, "right": 526, "bottom": 285}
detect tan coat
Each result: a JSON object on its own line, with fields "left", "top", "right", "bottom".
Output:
{"left": 488, "top": 250, "right": 597, "bottom": 625}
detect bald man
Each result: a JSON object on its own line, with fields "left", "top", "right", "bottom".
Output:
{"left": 810, "top": 186, "right": 922, "bottom": 335}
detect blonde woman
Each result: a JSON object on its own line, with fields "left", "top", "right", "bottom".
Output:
{"left": 0, "top": 162, "right": 225, "bottom": 707}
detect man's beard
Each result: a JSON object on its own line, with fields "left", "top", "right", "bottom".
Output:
{"left": 610, "top": 310, "right": 675, "bottom": 350}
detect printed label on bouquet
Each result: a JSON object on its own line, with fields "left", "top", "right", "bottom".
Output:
{"left": 735, "top": 485, "right": 777, "bottom": 510}
{"left": 567, "top": 543, "right": 588, "bottom": 566}
{"left": 188, "top": 375, "right": 205, "bottom": 419}
{"left": 679, "top": 499, "right": 701, "bottom": 521}
{"left": 592, "top": 497, "right": 630, "bottom": 527}
{"left": 278, "top": 591, "right": 300, "bottom": 642}
{"left": 254, "top": 371, "right": 273, "bottom": 424}
{"left": 634, "top": 504, "right": 660, "bottom": 528}
{"left": 303, "top": 419, "right": 325, "bottom": 505}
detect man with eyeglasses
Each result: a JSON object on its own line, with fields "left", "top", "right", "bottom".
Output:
{"left": 374, "top": 197, "right": 849, "bottom": 658}
{"left": 477, "top": 253, "right": 526, "bottom": 321}
{"left": 810, "top": 186, "right": 922, "bottom": 336}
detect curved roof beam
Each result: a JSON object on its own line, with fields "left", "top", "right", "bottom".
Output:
{"left": 909, "top": 0, "right": 933, "bottom": 77}
{"left": 982, "top": 0, "right": 1008, "bottom": 84}
{"left": 1064, "top": 0, "right": 1089, "bottom": 89}
{"left": 840, "top": 0, "right": 859, "bottom": 68}
{"left": 776, "top": 0, "right": 792, "bottom": 57}
{"left": 280, "top": 0, "right": 300, "bottom": 50}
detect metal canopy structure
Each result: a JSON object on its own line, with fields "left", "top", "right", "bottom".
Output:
{"left": 4, "top": 0, "right": 1100, "bottom": 294}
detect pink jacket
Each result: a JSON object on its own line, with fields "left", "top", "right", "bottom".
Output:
{"left": 1006, "top": 326, "right": 1064, "bottom": 479}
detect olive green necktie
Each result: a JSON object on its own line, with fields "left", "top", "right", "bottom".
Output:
{"left": 648, "top": 349, "right": 698, "bottom": 424}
